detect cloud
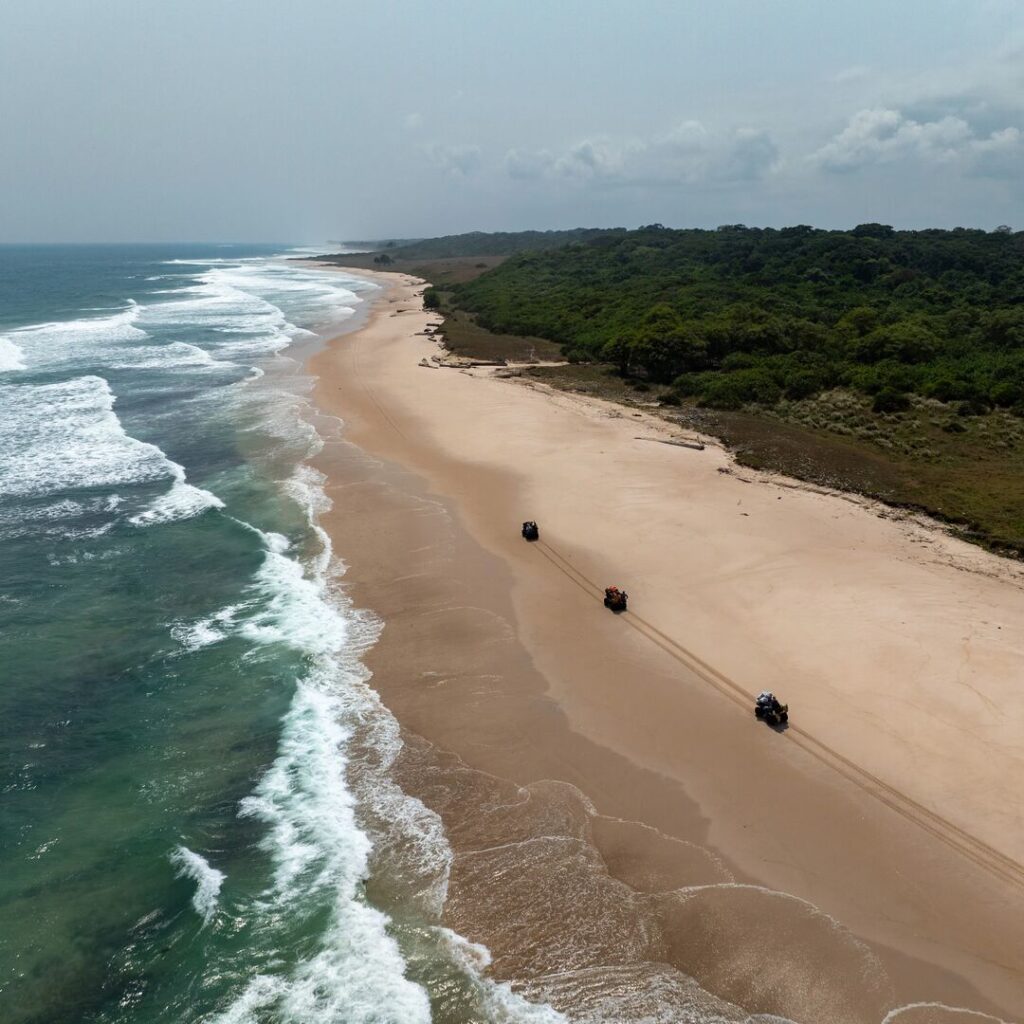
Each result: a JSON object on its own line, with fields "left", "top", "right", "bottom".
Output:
{"left": 553, "top": 138, "right": 624, "bottom": 180}
{"left": 831, "top": 65, "right": 871, "bottom": 84}
{"left": 722, "top": 128, "right": 780, "bottom": 182}
{"left": 504, "top": 147, "right": 555, "bottom": 180}
{"left": 811, "top": 106, "right": 1022, "bottom": 173}
{"left": 969, "top": 125, "right": 1024, "bottom": 178}
{"left": 505, "top": 120, "right": 778, "bottom": 189}
{"left": 426, "top": 143, "right": 482, "bottom": 177}
{"left": 403, "top": 112, "right": 423, "bottom": 130}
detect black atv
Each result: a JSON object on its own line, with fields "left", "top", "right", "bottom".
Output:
{"left": 521, "top": 521, "right": 539, "bottom": 541}
{"left": 754, "top": 691, "right": 788, "bottom": 726}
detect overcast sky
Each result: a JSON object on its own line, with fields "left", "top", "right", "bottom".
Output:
{"left": 2, "top": 0, "right": 1022, "bottom": 242}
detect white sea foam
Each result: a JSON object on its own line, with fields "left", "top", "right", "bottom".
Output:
{"left": 0, "top": 304, "right": 148, "bottom": 372}
{"left": 0, "top": 302, "right": 230, "bottom": 374}
{"left": 221, "top": 637, "right": 432, "bottom": 1020}
{"left": 438, "top": 929, "right": 569, "bottom": 1023}
{"left": 171, "top": 603, "right": 245, "bottom": 651}
{"left": 882, "top": 1004, "right": 1013, "bottom": 1024}
{"left": 108, "top": 340, "right": 222, "bottom": 371}
{"left": 129, "top": 463, "right": 224, "bottom": 526}
{"left": 174, "top": 479, "right": 430, "bottom": 1021}
{"left": 0, "top": 337, "right": 26, "bottom": 372}
{"left": 209, "top": 460, "right": 563, "bottom": 1024}
{"left": 169, "top": 845, "right": 225, "bottom": 926}
{"left": 0, "top": 375, "right": 223, "bottom": 530}
{"left": 0, "top": 376, "right": 175, "bottom": 498}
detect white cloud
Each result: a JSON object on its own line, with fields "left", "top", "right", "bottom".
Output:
{"left": 969, "top": 125, "right": 1024, "bottom": 177}
{"left": 505, "top": 120, "right": 778, "bottom": 188}
{"left": 832, "top": 65, "right": 871, "bottom": 84}
{"left": 811, "top": 106, "right": 1022, "bottom": 173}
{"left": 504, "top": 147, "right": 555, "bottom": 180}
{"left": 426, "top": 143, "right": 482, "bottom": 177}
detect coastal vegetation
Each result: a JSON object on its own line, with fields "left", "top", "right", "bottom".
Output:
{"left": 313, "top": 224, "right": 1024, "bottom": 553}
{"left": 346, "top": 227, "right": 627, "bottom": 260}
{"left": 450, "top": 223, "right": 1024, "bottom": 413}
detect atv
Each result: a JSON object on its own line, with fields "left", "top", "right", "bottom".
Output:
{"left": 521, "top": 521, "right": 539, "bottom": 541}
{"left": 754, "top": 691, "right": 788, "bottom": 726}
{"left": 603, "top": 586, "right": 628, "bottom": 612}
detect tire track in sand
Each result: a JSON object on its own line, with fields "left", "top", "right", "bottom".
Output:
{"left": 531, "top": 539, "right": 1024, "bottom": 892}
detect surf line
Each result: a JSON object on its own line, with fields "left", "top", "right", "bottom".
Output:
{"left": 531, "top": 538, "right": 1024, "bottom": 892}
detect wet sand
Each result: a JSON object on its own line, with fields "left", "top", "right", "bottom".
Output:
{"left": 309, "top": 270, "right": 1024, "bottom": 1023}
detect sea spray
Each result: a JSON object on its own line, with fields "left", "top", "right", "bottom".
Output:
{"left": 211, "top": 523, "right": 435, "bottom": 1022}
{"left": 0, "top": 337, "right": 26, "bottom": 372}
{"left": 169, "top": 846, "right": 225, "bottom": 926}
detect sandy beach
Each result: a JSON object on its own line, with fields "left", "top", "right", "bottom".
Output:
{"left": 309, "top": 269, "right": 1024, "bottom": 1023}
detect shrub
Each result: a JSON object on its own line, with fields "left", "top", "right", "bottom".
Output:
{"left": 990, "top": 380, "right": 1023, "bottom": 407}
{"left": 783, "top": 370, "right": 823, "bottom": 400}
{"left": 872, "top": 388, "right": 911, "bottom": 413}
{"left": 699, "top": 377, "right": 746, "bottom": 409}
{"left": 957, "top": 399, "right": 988, "bottom": 417}
{"left": 700, "top": 368, "right": 782, "bottom": 409}
{"left": 671, "top": 373, "right": 705, "bottom": 397}
{"left": 422, "top": 287, "right": 440, "bottom": 309}
{"left": 923, "top": 375, "right": 980, "bottom": 403}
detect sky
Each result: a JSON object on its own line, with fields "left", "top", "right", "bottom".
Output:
{"left": 1, "top": 0, "right": 1023, "bottom": 242}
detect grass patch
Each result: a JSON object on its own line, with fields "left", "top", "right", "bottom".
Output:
{"left": 436, "top": 309, "right": 563, "bottom": 362}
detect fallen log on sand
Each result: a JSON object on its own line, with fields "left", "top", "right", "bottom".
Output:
{"left": 635, "top": 436, "right": 705, "bottom": 451}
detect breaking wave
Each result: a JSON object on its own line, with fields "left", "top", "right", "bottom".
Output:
{"left": 0, "top": 374, "right": 222, "bottom": 527}
{"left": 170, "top": 846, "right": 226, "bottom": 927}
{"left": 0, "top": 337, "right": 26, "bottom": 372}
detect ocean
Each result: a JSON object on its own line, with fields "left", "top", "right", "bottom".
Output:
{"left": 0, "top": 245, "right": 562, "bottom": 1024}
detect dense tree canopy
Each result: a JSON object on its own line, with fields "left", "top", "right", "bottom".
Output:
{"left": 451, "top": 224, "right": 1024, "bottom": 412}
{"left": 351, "top": 227, "right": 627, "bottom": 261}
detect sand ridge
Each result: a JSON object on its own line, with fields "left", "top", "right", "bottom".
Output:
{"left": 309, "top": 268, "right": 1024, "bottom": 1021}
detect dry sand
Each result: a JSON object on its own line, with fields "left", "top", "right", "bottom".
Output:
{"left": 309, "top": 269, "right": 1024, "bottom": 1023}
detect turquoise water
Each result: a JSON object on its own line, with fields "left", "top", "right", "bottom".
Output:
{"left": 0, "top": 246, "right": 559, "bottom": 1024}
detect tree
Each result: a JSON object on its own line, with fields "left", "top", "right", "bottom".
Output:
{"left": 601, "top": 335, "right": 635, "bottom": 377}
{"left": 630, "top": 305, "right": 707, "bottom": 381}
{"left": 839, "top": 307, "right": 879, "bottom": 338}
{"left": 853, "top": 223, "right": 895, "bottom": 238}
{"left": 852, "top": 322, "right": 939, "bottom": 364}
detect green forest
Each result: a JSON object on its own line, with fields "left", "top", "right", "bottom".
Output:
{"left": 346, "top": 227, "right": 626, "bottom": 261}
{"left": 450, "top": 223, "right": 1024, "bottom": 415}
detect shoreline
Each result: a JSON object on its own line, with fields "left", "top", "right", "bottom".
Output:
{"left": 307, "top": 268, "right": 1024, "bottom": 1021}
